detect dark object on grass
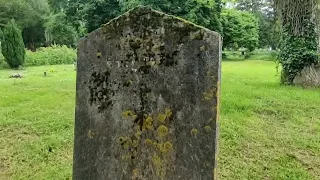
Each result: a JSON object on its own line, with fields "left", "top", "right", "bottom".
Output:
{"left": 9, "top": 73, "right": 23, "bottom": 78}
{"left": 44, "top": 72, "right": 47, "bottom": 77}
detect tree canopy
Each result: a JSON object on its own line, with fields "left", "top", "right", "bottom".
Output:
{"left": 221, "top": 9, "right": 259, "bottom": 51}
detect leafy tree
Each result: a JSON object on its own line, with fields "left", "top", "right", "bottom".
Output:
{"left": 47, "top": 0, "right": 68, "bottom": 13}
{"left": 1, "top": 20, "right": 26, "bottom": 68}
{"left": 85, "top": 0, "right": 121, "bottom": 32}
{"left": 65, "top": 0, "right": 91, "bottom": 31}
{"left": 23, "top": 0, "right": 50, "bottom": 50}
{"left": 44, "top": 13, "right": 77, "bottom": 47}
{"left": 65, "top": 0, "right": 223, "bottom": 34}
{"left": 0, "top": 28, "right": 3, "bottom": 41}
{"left": 235, "top": 0, "right": 278, "bottom": 49}
{"left": 121, "top": 0, "right": 223, "bottom": 33}
{"left": 221, "top": 9, "right": 259, "bottom": 51}
{"left": 275, "top": 0, "right": 318, "bottom": 84}
{"left": 0, "top": 0, "right": 50, "bottom": 50}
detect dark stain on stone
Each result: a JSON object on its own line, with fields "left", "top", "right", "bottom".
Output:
{"left": 89, "top": 70, "right": 113, "bottom": 112}
{"left": 138, "top": 65, "right": 151, "bottom": 74}
{"left": 129, "top": 39, "right": 141, "bottom": 50}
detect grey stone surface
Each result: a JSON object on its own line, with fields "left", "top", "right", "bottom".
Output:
{"left": 73, "top": 6, "right": 221, "bottom": 180}
{"left": 294, "top": 64, "right": 320, "bottom": 87}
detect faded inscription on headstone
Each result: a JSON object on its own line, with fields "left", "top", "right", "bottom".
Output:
{"left": 73, "top": 6, "right": 221, "bottom": 180}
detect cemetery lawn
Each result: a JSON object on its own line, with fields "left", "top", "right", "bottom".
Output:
{"left": 0, "top": 61, "right": 319, "bottom": 180}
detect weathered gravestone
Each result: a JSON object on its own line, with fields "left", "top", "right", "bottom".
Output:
{"left": 73, "top": 6, "right": 221, "bottom": 180}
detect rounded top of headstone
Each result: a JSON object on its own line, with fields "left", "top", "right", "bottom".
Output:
{"left": 98, "top": 5, "right": 220, "bottom": 40}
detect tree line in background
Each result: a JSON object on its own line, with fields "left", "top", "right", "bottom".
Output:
{"left": 0, "top": 0, "right": 278, "bottom": 52}
{"left": 1, "top": 0, "right": 318, "bottom": 86}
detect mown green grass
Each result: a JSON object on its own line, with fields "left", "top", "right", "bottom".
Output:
{"left": 0, "top": 61, "right": 319, "bottom": 179}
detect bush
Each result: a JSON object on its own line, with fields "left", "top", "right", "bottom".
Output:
{"left": 1, "top": 20, "right": 26, "bottom": 68}
{"left": 223, "top": 49, "right": 278, "bottom": 61}
{"left": 25, "top": 45, "right": 76, "bottom": 66}
{"left": 0, "top": 53, "right": 8, "bottom": 69}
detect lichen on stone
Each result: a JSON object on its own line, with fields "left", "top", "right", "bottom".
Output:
{"left": 157, "top": 113, "right": 167, "bottom": 123}
{"left": 87, "top": 130, "right": 94, "bottom": 139}
{"left": 203, "top": 89, "right": 215, "bottom": 100}
{"left": 161, "top": 142, "right": 173, "bottom": 153}
{"left": 157, "top": 125, "right": 169, "bottom": 137}
{"left": 142, "top": 116, "right": 153, "bottom": 130}
{"left": 204, "top": 126, "right": 213, "bottom": 133}
{"left": 132, "top": 169, "right": 139, "bottom": 176}
{"left": 145, "top": 138, "right": 153, "bottom": 145}
{"left": 132, "top": 140, "right": 139, "bottom": 147}
{"left": 165, "top": 108, "right": 172, "bottom": 118}
{"left": 122, "top": 110, "right": 136, "bottom": 119}
{"left": 190, "top": 128, "right": 198, "bottom": 137}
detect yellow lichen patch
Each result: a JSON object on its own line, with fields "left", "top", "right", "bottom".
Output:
{"left": 216, "top": 81, "right": 221, "bottom": 120}
{"left": 160, "top": 142, "right": 173, "bottom": 153}
{"left": 87, "top": 130, "right": 94, "bottom": 139}
{"left": 119, "top": 136, "right": 132, "bottom": 149}
{"left": 143, "top": 116, "right": 153, "bottom": 130}
{"left": 157, "top": 125, "right": 169, "bottom": 137}
{"left": 157, "top": 113, "right": 166, "bottom": 123}
{"left": 152, "top": 155, "right": 166, "bottom": 177}
{"left": 132, "top": 150, "right": 138, "bottom": 157}
{"left": 132, "top": 169, "right": 139, "bottom": 176}
{"left": 121, "top": 154, "right": 131, "bottom": 160}
{"left": 122, "top": 110, "right": 136, "bottom": 119}
{"left": 135, "top": 131, "right": 142, "bottom": 139}
{"left": 132, "top": 140, "right": 139, "bottom": 147}
{"left": 203, "top": 89, "right": 215, "bottom": 100}
{"left": 152, "top": 142, "right": 162, "bottom": 150}
{"left": 123, "top": 142, "right": 131, "bottom": 149}
{"left": 200, "top": 46, "right": 206, "bottom": 51}
{"left": 165, "top": 108, "right": 172, "bottom": 118}
{"left": 147, "top": 60, "right": 156, "bottom": 66}
{"left": 204, "top": 126, "right": 212, "bottom": 133}
{"left": 189, "top": 30, "right": 204, "bottom": 40}
{"left": 152, "top": 155, "right": 162, "bottom": 167}
{"left": 190, "top": 128, "right": 198, "bottom": 137}
{"left": 96, "top": 52, "right": 102, "bottom": 58}
{"left": 145, "top": 139, "right": 153, "bottom": 145}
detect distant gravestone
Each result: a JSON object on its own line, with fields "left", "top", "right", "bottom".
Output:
{"left": 73, "top": 6, "right": 221, "bottom": 180}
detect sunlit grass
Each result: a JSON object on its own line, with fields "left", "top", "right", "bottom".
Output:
{"left": 0, "top": 61, "right": 319, "bottom": 179}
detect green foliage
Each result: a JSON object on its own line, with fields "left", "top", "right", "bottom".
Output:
{"left": 0, "top": 0, "right": 50, "bottom": 50}
{"left": 65, "top": 0, "right": 91, "bottom": 32}
{"left": 121, "top": 0, "right": 223, "bottom": 33}
{"left": 85, "top": 0, "right": 121, "bottom": 33}
{"left": 278, "top": 27, "right": 318, "bottom": 84}
{"left": 72, "top": 0, "right": 223, "bottom": 34}
{"left": 25, "top": 45, "right": 76, "bottom": 66}
{"left": 223, "top": 49, "right": 278, "bottom": 61}
{"left": 47, "top": 0, "right": 68, "bottom": 13}
{"left": 235, "top": 0, "right": 278, "bottom": 49}
{"left": 0, "top": 28, "right": 3, "bottom": 42}
{"left": 221, "top": 9, "right": 259, "bottom": 51}
{"left": 1, "top": 20, "right": 26, "bottom": 68}
{"left": 276, "top": 0, "right": 318, "bottom": 84}
{"left": 44, "top": 13, "right": 77, "bottom": 47}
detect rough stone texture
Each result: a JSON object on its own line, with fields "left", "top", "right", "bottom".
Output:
{"left": 73, "top": 6, "right": 221, "bottom": 180}
{"left": 294, "top": 64, "right": 320, "bottom": 87}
